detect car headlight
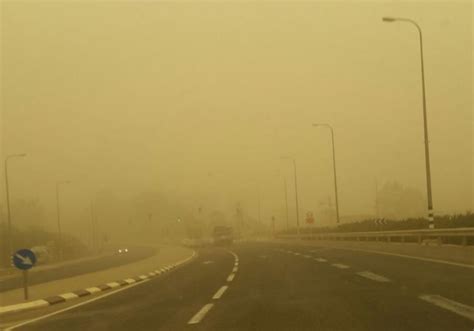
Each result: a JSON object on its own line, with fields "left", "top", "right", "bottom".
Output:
{"left": 124, "top": 248, "right": 128, "bottom": 253}
{"left": 118, "top": 249, "right": 122, "bottom": 253}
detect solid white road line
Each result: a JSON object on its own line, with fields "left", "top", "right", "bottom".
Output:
{"left": 212, "top": 285, "right": 229, "bottom": 300}
{"left": 314, "top": 258, "right": 327, "bottom": 262}
{"left": 4, "top": 280, "right": 150, "bottom": 331}
{"left": 356, "top": 271, "right": 391, "bottom": 282}
{"left": 227, "top": 273, "right": 235, "bottom": 282}
{"left": 331, "top": 263, "right": 350, "bottom": 269}
{"left": 0, "top": 300, "right": 49, "bottom": 315}
{"left": 330, "top": 246, "right": 474, "bottom": 270}
{"left": 419, "top": 294, "right": 474, "bottom": 322}
{"left": 188, "top": 303, "right": 214, "bottom": 325}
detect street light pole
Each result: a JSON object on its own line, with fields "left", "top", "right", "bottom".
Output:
{"left": 382, "top": 16, "right": 434, "bottom": 228}
{"left": 283, "top": 178, "right": 289, "bottom": 230}
{"left": 281, "top": 157, "right": 300, "bottom": 235}
{"left": 56, "top": 180, "right": 70, "bottom": 260}
{"left": 313, "top": 124, "right": 340, "bottom": 223}
{"left": 4, "top": 153, "right": 26, "bottom": 255}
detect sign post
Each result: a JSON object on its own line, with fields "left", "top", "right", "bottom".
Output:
{"left": 306, "top": 212, "right": 315, "bottom": 238}
{"left": 12, "top": 248, "right": 36, "bottom": 300}
{"left": 271, "top": 216, "right": 276, "bottom": 237}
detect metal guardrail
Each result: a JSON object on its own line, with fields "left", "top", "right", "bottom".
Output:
{"left": 276, "top": 227, "right": 474, "bottom": 246}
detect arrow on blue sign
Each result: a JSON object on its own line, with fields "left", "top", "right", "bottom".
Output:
{"left": 12, "top": 249, "right": 36, "bottom": 270}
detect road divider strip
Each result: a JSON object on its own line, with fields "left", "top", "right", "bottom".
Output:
{"left": 0, "top": 250, "right": 197, "bottom": 317}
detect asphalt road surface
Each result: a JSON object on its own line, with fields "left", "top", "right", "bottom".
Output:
{"left": 4, "top": 242, "right": 474, "bottom": 331}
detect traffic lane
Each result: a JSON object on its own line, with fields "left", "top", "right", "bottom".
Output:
{"left": 192, "top": 242, "right": 473, "bottom": 331}
{"left": 12, "top": 247, "right": 233, "bottom": 331}
{"left": 272, "top": 242, "right": 474, "bottom": 306}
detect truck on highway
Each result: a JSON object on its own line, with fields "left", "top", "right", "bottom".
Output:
{"left": 211, "top": 226, "right": 234, "bottom": 246}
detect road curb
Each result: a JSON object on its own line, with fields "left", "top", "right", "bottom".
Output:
{"left": 0, "top": 250, "right": 197, "bottom": 316}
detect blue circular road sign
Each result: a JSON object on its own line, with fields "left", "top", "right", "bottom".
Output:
{"left": 12, "top": 249, "right": 37, "bottom": 270}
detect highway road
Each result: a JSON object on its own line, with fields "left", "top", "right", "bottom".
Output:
{"left": 3, "top": 241, "right": 473, "bottom": 330}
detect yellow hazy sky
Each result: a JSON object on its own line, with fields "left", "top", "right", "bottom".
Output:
{"left": 1, "top": 0, "right": 472, "bottom": 230}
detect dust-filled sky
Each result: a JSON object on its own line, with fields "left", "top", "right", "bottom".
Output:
{"left": 0, "top": 1, "right": 472, "bottom": 232}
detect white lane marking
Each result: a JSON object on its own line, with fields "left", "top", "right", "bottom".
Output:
{"left": 4, "top": 280, "right": 150, "bottom": 331}
{"left": 0, "top": 300, "right": 49, "bottom": 315}
{"left": 203, "top": 260, "right": 214, "bottom": 264}
{"left": 138, "top": 275, "right": 148, "bottom": 280}
{"left": 329, "top": 246, "right": 474, "bottom": 270}
{"left": 59, "top": 293, "right": 79, "bottom": 300}
{"left": 235, "top": 262, "right": 239, "bottom": 266}
{"left": 314, "top": 258, "right": 327, "bottom": 262}
{"left": 84, "top": 287, "right": 101, "bottom": 294}
{"left": 212, "top": 285, "right": 229, "bottom": 300}
{"left": 302, "top": 254, "right": 311, "bottom": 258}
{"left": 227, "top": 273, "right": 235, "bottom": 282}
{"left": 293, "top": 252, "right": 301, "bottom": 256}
{"left": 227, "top": 250, "right": 239, "bottom": 260}
{"left": 188, "top": 303, "right": 214, "bottom": 325}
{"left": 356, "top": 271, "right": 391, "bottom": 282}
{"left": 419, "top": 294, "right": 474, "bottom": 322}
{"left": 331, "top": 263, "right": 350, "bottom": 269}
{"left": 1, "top": 249, "right": 197, "bottom": 327}
{"left": 232, "top": 267, "right": 238, "bottom": 272}
{"left": 149, "top": 272, "right": 156, "bottom": 276}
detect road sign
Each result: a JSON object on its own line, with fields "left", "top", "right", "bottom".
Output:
{"left": 12, "top": 249, "right": 36, "bottom": 270}
{"left": 12, "top": 248, "right": 36, "bottom": 301}
{"left": 306, "top": 212, "right": 314, "bottom": 224}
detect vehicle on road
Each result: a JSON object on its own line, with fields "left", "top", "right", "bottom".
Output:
{"left": 212, "top": 226, "right": 234, "bottom": 246}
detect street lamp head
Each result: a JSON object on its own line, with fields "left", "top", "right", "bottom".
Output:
{"left": 382, "top": 17, "right": 396, "bottom": 22}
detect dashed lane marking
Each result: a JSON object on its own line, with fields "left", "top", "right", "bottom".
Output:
{"left": 314, "top": 258, "right": 327, "bottom": 262}
{"left": 188, "top": 303, "right": 214, "bottom": 325}
{"left": 331, "top": 263, "right": 350, "bottom": 269}
{"left": 356, "top": 271, "right": 391, "bottom": 282}
{"left": 212, "top": 286, "right": 229, "bottom": 300}
{"left": 227, "top": 273, "right": 235, "bottom": 282}
{"left": 419, "top": 294, "right": 474, "bottom": 322}
{"left": 232, "top": 267, "right": 238, "bottom": 272}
